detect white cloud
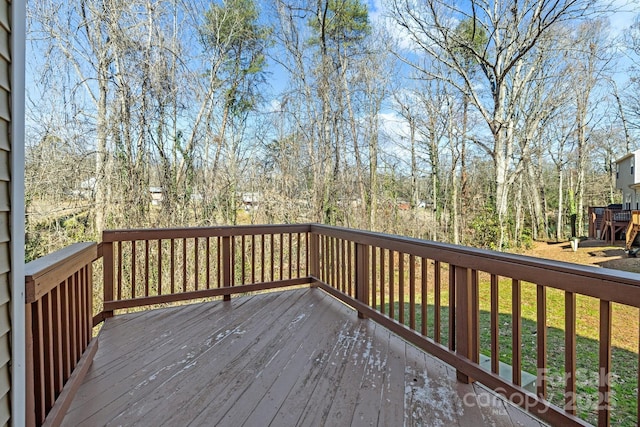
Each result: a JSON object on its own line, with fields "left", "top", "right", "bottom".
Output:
{"left": 379, "top": 111, "right": 410, "bottom": 140}
{"left": 607, "top": 0, "right": 637, "bottom": 37}
{"left": 369, "top": 0, "right": 426, "bottom": 52}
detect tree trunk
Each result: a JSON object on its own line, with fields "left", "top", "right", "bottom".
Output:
{"left": 557, "top": 168, "right": 564, "bottom": 240}
{"left": 95, "top": 58, "right": 109, "bottom": 234}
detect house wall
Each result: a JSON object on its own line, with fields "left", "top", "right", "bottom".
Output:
{"left": 615, "top": 152, "right": 640, "bottom": 210}
{"left": 634, "top": 155, "right": 640, "bottom": 210}
{"left": 0, "top": 1, "right": 11, "bottom": 424}
{"left": 1, "top": 1, "right": 25, "bottom": 425}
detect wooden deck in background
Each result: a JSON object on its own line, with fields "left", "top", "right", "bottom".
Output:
{"left": 62, "top": 288, "right": 546, "bottom": 426}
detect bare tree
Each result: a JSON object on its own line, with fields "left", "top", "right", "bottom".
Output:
{"left": 566, "top": 19, "right": 613, "bottom": 235}
{"left": 389, "top": 0, "right": 603, "bottom": 248}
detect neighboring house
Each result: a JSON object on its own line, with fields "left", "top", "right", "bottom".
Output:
{"left": 149, "top": 186, "right": 164, "bottom": 206}
{"left": 615, "top": 149, "right": 640, "bottom": 210}
{"left": 151, "top": 188, "right": 205, "bottom": 206}
{"left": 70, "top": 177, "right": 96, "bottom": 199}
{"left": 240, "top": 192, "right": 260, "bottom": 211}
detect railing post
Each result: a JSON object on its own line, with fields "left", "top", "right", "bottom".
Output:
{"left": 222, "top": 236, "right": 231, "bottom": 301}
{"left": 102, "top": 241, "right": 114, "bottom": 319}
{"left": 309, "top": 232, "right": 320, "bottom": 287}
{"left": 355, "top": 243, "right": 369, "bottom": 319}
{"left": 454, "top": 265, "right": 474, "bottom": 384}
{"left": 25, "top": 303, "right": 35, "bottom": 427}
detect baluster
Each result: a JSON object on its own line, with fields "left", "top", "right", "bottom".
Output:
{"left": 512, "top": 279, "right": 522, "bottom": 386}
{"left": 270, "top": 234, "right": 275, "bottom": 282}
{"left": 117, "top": 241, "right": 122, "bottom": 300}
{"left": 449, "top": 265, "right": 455, "bottom": 351}
{"left": 288, "top": 233, "right": 293, "bottom": 280}
{"left": 565, "top": 290, "right": 576, "bottom": 414}
{"left": 598, "top": 300, "right": 612, "bottom": 427}
{"left": 491, "top": 275, "right": 499, "bottom": 375}
{"left": 223, "top": 236, "right": 231, "bottom": 301}
{"left": 536, "top": 284, "right": 547, "bottom": 398}
{"left": 182, "top": 238, "right": 187, "bottom": 293}
{"left": 420, "top": 258, "right": 427, "bottom": 336}
{"left": 379, "top": 249, "right": 385, "bottom": 315}
{"left": 194, "top": 237, "right": 200, "bottom": 291}
{"left": 170, "top": 239, "right": 176, "bottom": 294}
{"left": 260, "top": 235, "right": 265, "bottom": 283}
{"left": 434, "top": 261, "right": 441, "bottom": 343}
{"left": 399, "top": 252, "right": 405, "bottom": 325}
{"left": 371, "top": 248, "right": 377, "bottom": 310}
{"left": 206, "top": 237, "right": 211, "bottom": 290}
{"left": 251, "top": 234, "right": 256, "bottom": 284}
{"left": 409, "top": 254, "right": 416, "bottom": 330}
{"left": 131, "top": 241, "right": 137, "bottom": 298}
{"left": 279, "top": 234, "right": 284, "bottom": 280}
{"left": 158, "top": 239, "right": 162, "bottom": 295}
{"left": 389, "top": 250, "right": 394, "bottom": 320}
{"left": 144, "top": 240, "right": 150, "bottom": 296}
{"left": 347, "top": 241, "right": 353, "bottom": 296}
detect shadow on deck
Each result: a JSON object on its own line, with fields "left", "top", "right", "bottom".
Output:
{"left": 62, "top": 288, "right": 545, "bottom": 426}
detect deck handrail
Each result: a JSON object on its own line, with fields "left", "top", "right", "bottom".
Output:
{"left": 99, "top": 224, "right": 312, "bottom": 318}
{"left": 27, "top": 224, "right": 640, "bottom": 426}
{"left": 308, "top": 224, "right": 640, "bottom": 427}
{"left": 25, "top": 242, "right": 100, "bottom": 427}
{"left": 601, "top": 208, "right": 632, "bottom": 243}
{"left": 604, "top": 208, "right": 631, "bottom": 223}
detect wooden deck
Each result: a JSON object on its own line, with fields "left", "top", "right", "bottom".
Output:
{"left": 62, "top": 288, "right": 546, "bottom": 426}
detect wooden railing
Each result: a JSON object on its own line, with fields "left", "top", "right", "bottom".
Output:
{"left": 601, "top": 208, "right": 632, "bottom": 244}
{"left": 310, "top": 225, "right": 640, "bottom": 427}
{"left": 25, "top": 242, "right": 100, "bottom": 427}
{"left": 625, "top": 210, "right": 640, "bottom": 250}
{"left": 604, "top": 208, "right": 631, "bottom": 223}
{"left": 27, "top": 224, "right": 640, "bottom": 426}
{"left": 98, "top": 225, "right": 311, "bottom": 319}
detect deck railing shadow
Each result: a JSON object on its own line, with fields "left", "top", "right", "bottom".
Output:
{"left": 24, "top": 224, "right": 640, "bottom": 427}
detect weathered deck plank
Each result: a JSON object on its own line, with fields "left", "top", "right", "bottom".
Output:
{"left": 65, "top": 293, "right": 285, "bottom": 425}
{"left": 62, "top": 288, "right": 546, "bottom": 427}
{"left": 228, "top": 294, "right": 353, "bottom": 426}
{"left": 173, "top": 290, "right": 340, "bottom": 426}
{"left": 107, "top": 291, "right": 301, "bottom": 426}
{"left": 378, "top": 332, "right": 407, "bottom": 425}
{"left": 350, "top": 322, "right": 388, "bottom": 426}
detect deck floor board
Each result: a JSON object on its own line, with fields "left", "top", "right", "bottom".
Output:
{"left": 112, "top": 291, "right": 302, "bottom": 426}
{"left": 350, "top": 322, "right": 387, "bottom": 427}
{"left": 62, "top": 288, "right": 546, "bottom": 427}
{"left": 178, "top": 290, "right": 337, "bottom": 426}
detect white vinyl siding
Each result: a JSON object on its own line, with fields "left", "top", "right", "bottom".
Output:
{"left": 0, "top": 0, "right": 11, "bottom": 424}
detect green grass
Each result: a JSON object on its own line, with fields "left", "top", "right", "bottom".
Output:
{"left": 377, "top": 279, "right": 639, "bottom": 426}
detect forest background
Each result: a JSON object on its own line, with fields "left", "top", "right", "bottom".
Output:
{"left": 23, "top": 0, "right": 640, "bottom": 261}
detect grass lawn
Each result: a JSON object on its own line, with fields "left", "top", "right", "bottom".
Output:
{"left": 379, "top": 277, "right": 639, "bottom": 426}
